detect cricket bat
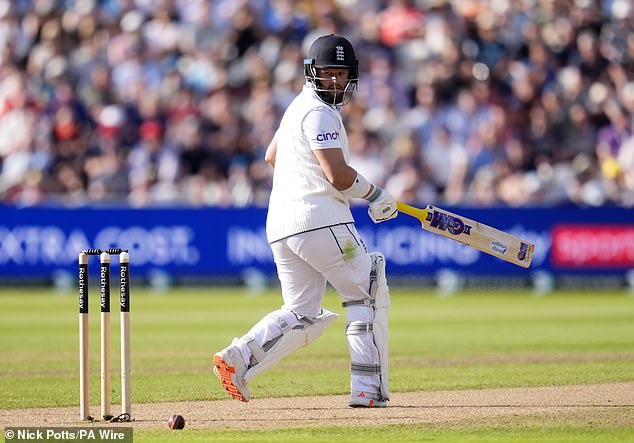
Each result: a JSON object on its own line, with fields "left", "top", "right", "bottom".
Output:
{"left": 397, "top": 202, "right": 534, "bottom": 268}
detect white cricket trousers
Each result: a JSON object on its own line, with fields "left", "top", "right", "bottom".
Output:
{"left": 237, "top": 223, "right": 381, "bottom": 394}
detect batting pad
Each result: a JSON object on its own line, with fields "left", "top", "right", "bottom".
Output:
{"left": 370, "top": 252, "right": 390, "bottom": 401}
{"left": 243, "top": 308, "right": 339, "bottom": 384}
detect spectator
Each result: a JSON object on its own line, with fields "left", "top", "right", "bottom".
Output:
{"left": 0, "top": 0, "right": 632, "bottom": 208}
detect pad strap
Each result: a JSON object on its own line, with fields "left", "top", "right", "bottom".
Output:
{"left": 351, "top": 362, "right": 381, "bottom": 375}
{"left": 298, "top": 316, "right": 314, "bottom": 327}
{"left": 345, "top": 321, "right": 373, "bottom": 334}
{"left": 245, "top": 337, "right": 266, "bottom": 363}
{"left": 341, "top": 299, "right": 372, "bottom": 308}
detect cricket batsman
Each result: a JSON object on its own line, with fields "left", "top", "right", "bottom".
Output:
{"left": 213, "top": 34, "right": 398, "bottom": 407}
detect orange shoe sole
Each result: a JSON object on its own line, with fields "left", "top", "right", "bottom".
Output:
{"left": 213, "top": 355, "right": 248, "bottom": 402}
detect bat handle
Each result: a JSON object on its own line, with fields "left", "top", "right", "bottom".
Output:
{"left": 396, "top": 202, "right": 429, "bottom": 222}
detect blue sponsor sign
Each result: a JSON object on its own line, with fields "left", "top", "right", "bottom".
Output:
{"left": 0, "top": 205, "right": 632, "bottom": 281}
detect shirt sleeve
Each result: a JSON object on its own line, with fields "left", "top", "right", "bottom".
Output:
{"left": 303, "top": 108, "right": 343, "bottom": 150}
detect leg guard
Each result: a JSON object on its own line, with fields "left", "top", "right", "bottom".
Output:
{"left": 343, "top": 252, "right": 390, "bottom": 402}
{"left": 242, "top": 308, "right": 339, "bottom": 384}
{"left": 370, "top": 252, "right": 390, "bottom": 401}
{"left": 345, "top": 304, "right": 381, "bottom": 395}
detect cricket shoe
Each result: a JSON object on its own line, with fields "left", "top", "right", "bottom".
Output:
{"left": 213, "top": 343, "right": 251, "bottom": 402}
{"left": 348, "top": 391, "right": 388, "bottom": 408}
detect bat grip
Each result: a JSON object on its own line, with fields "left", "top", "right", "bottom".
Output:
{"left": 397, "top": 202, "right": 429, "bottom": 222}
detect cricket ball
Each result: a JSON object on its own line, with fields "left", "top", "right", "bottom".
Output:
{"left": 167, "top": 414, "right": 185, "bottom": 430}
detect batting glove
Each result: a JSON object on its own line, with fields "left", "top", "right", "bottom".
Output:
{"left": 368, "top": 188, "right": 398, "bottom": 223}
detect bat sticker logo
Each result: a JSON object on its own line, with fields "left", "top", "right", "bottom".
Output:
{"left": 489, "top": 241, "right": 509, "bottom": 255}
{"left": 517, "top": 242, "right": 529, "bottom": 261}
{"left": 426, "top": 210, "right": 472, "bottom": 236}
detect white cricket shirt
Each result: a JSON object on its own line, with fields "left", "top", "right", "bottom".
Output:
{"left": 266, "top": 85, "right": 354, "bottom": 243}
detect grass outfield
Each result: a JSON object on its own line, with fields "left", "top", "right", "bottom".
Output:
{"left": 0, "top": 286, "right": 633, "bottom": 442}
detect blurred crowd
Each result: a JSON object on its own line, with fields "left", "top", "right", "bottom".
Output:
{"left": 0, "top": 0, "right": 633, "bottom": 208}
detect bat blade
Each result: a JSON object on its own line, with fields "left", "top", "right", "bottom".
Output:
{"left": 397, "top": 202, "right": 534, "bottom": 268}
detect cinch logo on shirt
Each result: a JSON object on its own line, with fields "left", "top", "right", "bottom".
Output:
{"left": 315, "top": 131, "right": 340, "bottom": 142}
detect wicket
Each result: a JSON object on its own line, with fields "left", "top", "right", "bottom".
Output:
{"left": 78, "top": 248, "right": 131, "bottom": 422}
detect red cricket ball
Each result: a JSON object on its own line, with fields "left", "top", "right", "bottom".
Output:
{"left": 167, "top": 414, "right": 185, "bottom": 430}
